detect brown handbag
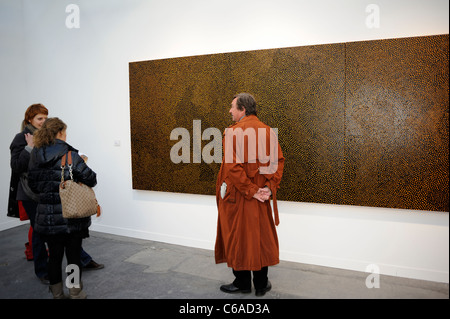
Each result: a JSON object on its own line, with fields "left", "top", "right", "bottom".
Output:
{"left": 59, "top": 152, "right": 99, "bottom": 219}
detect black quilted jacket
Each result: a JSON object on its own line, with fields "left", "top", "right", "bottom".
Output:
{"left": 28, "top": 139, "right": 97, "bottom": 236}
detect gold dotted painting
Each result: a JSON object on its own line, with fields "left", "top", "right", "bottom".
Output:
{"left": 129, "top": 34, "right": 449, "bottom": 212}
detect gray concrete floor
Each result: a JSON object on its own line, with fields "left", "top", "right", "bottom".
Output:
{"left": 1, "top": 224, "right": 448, "bottom": 300}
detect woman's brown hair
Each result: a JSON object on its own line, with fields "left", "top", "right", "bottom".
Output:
{"left": 33, "top": 117, "right": 67, "bottom": 148}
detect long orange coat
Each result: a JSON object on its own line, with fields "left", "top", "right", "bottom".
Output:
{"left": 215, "top": 115, "right": 284, "bottom": 271}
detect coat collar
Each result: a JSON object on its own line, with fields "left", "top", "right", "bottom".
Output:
{"left": 227, "top": 114, "right": 258, "bottom": 128}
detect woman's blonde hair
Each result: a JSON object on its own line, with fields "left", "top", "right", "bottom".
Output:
{"left": 33, "top": 117, "right": 67, "bottom": 148}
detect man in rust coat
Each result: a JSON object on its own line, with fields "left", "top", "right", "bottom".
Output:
{"left": 215, "top": 93, "right": 284, "bottom": 296}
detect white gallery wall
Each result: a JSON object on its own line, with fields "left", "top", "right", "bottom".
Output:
{"left": 0, "top": 0, "right": 448, "bottom": 283}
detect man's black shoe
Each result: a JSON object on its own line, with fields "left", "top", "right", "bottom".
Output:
{"left": 220, "top": 283, "right": 251, "bottom": 294}
{"left": 255, "top": 280, "right": 272, "bottom": 297}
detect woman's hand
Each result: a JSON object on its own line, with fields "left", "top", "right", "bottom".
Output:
{"left": 24, "top": 133, "right": 34, "bottom": 148}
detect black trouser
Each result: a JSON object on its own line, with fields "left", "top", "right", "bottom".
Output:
{"left": 233, "top": 267, "right": 268, "bottom": 290}
{"left": 46, "top": 234, "right": 82, "bottom": 285}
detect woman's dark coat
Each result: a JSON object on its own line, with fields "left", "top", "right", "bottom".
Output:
{"left": 8, "top": 126, "right": 35, "bottom": 218}
{"left": 28, "top": 139, "right": 97, "bottom": 236}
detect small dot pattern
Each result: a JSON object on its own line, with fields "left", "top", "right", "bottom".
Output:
{"left": 129, "top": 34, "right": 449, "bottom": 212}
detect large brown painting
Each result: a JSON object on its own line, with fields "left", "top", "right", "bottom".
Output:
{"left": 129, "top": 34, "right": 449, "bottom": 212}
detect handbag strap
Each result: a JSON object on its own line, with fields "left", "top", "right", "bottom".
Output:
{"left": 60, "top": 152, "right": 74, "bottom": 183}
{"left": 61, "top": 154, "right": 67, "bottom": 167}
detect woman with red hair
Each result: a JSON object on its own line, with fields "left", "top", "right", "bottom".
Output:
{"left": 8, "top": 103, "right": 49, "bottom": 282}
